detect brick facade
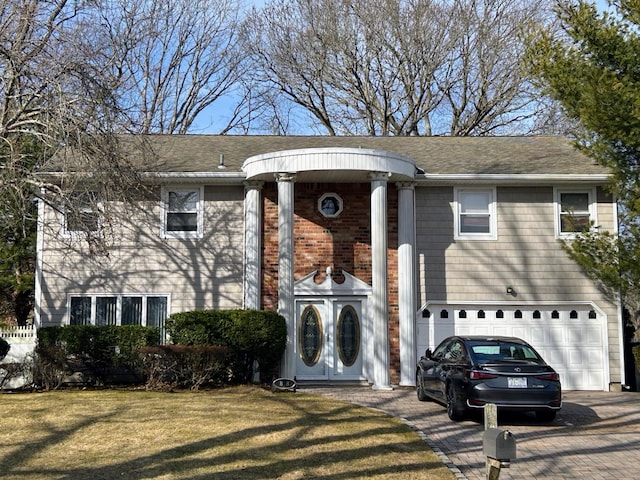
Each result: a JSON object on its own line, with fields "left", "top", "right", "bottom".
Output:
{"left": 262, "top": 182, "right": 401, "bottom": 383}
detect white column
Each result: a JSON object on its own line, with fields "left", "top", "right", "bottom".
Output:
{"left": 397, "top": 182, "right": 417, "bottom": 386}
{"left": 370, "top": 172, "right": 392, "bottom": 390}
{"left": 276, "top": 173, "right": 296, "bottom": 379}
{"left": 243, "top": 181, "right": 263, "bottom": 310}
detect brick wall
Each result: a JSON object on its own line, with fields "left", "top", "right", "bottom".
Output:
{"left": 262, "top": 182, "right": 400, "bottom": 383}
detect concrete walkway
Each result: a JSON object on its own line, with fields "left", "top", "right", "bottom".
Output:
{"left": 301, "top": 387, "right": 640, "bottom": 480}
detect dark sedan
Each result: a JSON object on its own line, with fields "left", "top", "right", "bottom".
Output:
{"left": 416, "top": 335, "right": 561, "bottom": 422}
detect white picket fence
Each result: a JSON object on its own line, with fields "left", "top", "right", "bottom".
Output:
{"left": 1, "top": 325, "right": 36, "bottom": 389}
{"left": 1, "top": 325, "right": 37, "bottom": 362}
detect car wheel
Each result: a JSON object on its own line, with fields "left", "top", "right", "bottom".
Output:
{"left": 536, "top": 410, "right": 557, "bottom": 423}
{"left": 416, "top": 373, "right": 428, "bottom": 401}
{"left": 446, "top": 384, "right": 467, "bottom": 421}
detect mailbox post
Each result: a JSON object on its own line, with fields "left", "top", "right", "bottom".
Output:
{"left": 483, "top": 404, "right": 516, "bottom": 480}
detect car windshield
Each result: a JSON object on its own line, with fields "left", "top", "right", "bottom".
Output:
{"left": 467, "top": 341, "right": 542, "bottom": 364}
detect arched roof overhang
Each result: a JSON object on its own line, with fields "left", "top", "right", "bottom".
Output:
{"left": 242, "top": 147, "right": 417, "bottom": 183}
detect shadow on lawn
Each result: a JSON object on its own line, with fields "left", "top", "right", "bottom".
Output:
{"left": 0, "top": 391, "right": 451, "bottom": 480}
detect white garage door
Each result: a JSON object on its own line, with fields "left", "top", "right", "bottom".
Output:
{"left": 417, "top": 304, "right": 607, "bottom": 391}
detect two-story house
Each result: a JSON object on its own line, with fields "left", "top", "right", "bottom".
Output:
{"left": 34, "top": 135, "right": 624, "bottom": 391}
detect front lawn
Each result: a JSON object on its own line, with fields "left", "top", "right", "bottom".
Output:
{"left": 0, "top": 386, "right": 455, "bottom": 479}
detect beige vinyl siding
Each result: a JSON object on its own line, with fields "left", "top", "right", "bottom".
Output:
{"left": 596, "top": 186, "right": 615, "bottom": 229}
{"left": 38, "top": 185, "right": 245, "bottom": 327}
{"left": 417, "top": 186, "right": 617, "bottom": 304}
{"left": 416, "top": 185, "right": 621, "bottom": 385}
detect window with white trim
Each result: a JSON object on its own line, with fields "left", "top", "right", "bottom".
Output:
{"left": 161, "top": 186, "right": 203, "bottom": 238}
{"left": 63, "top": 192, "right": 102, "bottom": 235}
{"left": 454, "top": 187, "right": 497, "bottom": 240}
{"left": 68, "top": 294, "right": 169, "bottom": 340}
{"left": 554, "top": 188, "right": 596, "bottom": 237}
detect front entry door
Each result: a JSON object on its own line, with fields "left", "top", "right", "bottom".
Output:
{"left": 295, "top": 298, "right": 364, "bottom": 381}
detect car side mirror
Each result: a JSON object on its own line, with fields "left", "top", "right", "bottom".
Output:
{"left": 425, "top": 348, "right": 433, "bottom": 359}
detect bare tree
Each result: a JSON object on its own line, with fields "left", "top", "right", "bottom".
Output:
{"left": 0, "top": 0, "right": 143, "bottom": 211}
{"left": 95, "top": 0, "right": 246, "bottom": 134}
{"left": 438, "top": 0, "right": 555, "bottom": 135}
{"left": 0, "top": 0, "right": 139, "bottom": 321}
{"left": 241, "top": 0, "right": 559, "bottom": 136}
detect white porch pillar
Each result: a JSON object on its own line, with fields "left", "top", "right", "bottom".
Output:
{"left": 243, "top": 181, "right": 263, "bottom": 310}
{"left": 370, "top": 172, "right": 392, "bottom": 390}
{"left": 397, "top": 182, "right": 417, "bottom": 386}
{"left": 276, "top": 173, "right": 296, "bottom": 379}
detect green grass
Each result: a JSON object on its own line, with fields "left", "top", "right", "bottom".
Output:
{"left": 0, "top": 386, "right": 455, "bottom": 479}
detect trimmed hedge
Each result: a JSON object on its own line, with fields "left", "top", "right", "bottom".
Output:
{"left": 166, "top": 309, "right": 287, "bottom": 383}
{"left": 35, "top": 325, "right": 160, "bottom": 387}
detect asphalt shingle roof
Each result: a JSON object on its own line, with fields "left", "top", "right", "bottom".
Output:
{"left": 133, "top": 135, "right": 607, "bottom": 176}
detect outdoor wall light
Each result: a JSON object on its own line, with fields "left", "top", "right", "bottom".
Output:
{"left": 506, "top": 286, "right": 516, "bottom": 296}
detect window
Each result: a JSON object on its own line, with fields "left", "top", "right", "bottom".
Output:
{"left": 555, "top": 188, "right": 596, "bottom": 237}
{"left": 318, "top": 193, "right": 343, "bottom": 218}
{"left": 70, "top": 297, "right": 92, "bottom": 325}
{"left": 64, "top": 192, "right": 101, "bottom": 235}
{"left": 68, "top": 294, "right": 169, "bottom": 340}
{"left": 454, "top": 187, "right": 497, "bottom": 240}
{"left": 161, "top": 186, "right": 203, "bottom": 238}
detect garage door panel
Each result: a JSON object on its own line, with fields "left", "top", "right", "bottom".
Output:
{"left": 548, "top": 326, "right": 565, "bottom": 346}
{"left": 582, "top": 327, "right": 603, "bottom": 345}
{"left": 528, "top": 328, "right": 546, "bottom": 345}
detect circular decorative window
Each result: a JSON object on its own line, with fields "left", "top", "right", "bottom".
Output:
{"left": 318, "top": 193, "right": 343, "bottom": 218}
{"left": 299, "top": 305, "right": 323, "bottom": 366}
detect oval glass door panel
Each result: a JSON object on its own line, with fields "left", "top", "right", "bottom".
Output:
{"left": 299, "top": 306, "right": 323, "bottom": 366}
{"left": 337, "top": 305, "right": 360, "bottom": 367}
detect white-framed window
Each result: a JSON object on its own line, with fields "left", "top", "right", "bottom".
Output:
{"left": 554, "top": 188, "right": 597, "bottom": 237}
{"left": 161, "top": 186, "right": 204, "bottom": 238}
{"left": 454, "top": 187, "right": 497, "bottom": 240}
{"left": 68, "top": 294, "right": 169, "bottom": 340}
{"left": 62, "top": 192, "right": 102, "bottom": 236}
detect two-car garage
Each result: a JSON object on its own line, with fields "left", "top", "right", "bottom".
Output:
{"left": 417, "top": 303, "right": 608, "bottom": 390}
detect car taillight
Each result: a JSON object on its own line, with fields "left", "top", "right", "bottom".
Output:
{"left": 467, "top": 369, "right": 499, "bottom": 380}
{"left": 536, "top": 372, "right": 560, "bottom": 381}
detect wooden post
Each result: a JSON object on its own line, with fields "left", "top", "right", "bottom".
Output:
{"left": 485, "top": 404, "right": 501, "bottom": 480}
{"left": 485, "top": 403, "right": 498, "bottom": 429}
{"left": 486, "top": 458, "right": 503, "bottom": 480}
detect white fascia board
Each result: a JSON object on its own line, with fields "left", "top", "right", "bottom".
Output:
{"left": 417, "top": 173, "right": 610, "bottom": 185}
{"left": 142, "top": 171, "right": 246, "bottom": 184}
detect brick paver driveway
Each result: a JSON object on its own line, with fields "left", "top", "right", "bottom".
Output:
{"left": 302, "top": 387, "right": 640, "bottom": 480}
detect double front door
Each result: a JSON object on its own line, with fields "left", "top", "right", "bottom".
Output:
{"left": 295, "top": 298, "right": 364, "bottom": 381}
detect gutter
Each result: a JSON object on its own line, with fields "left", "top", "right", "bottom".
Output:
{"left": 416, "top": 173, "right": 611, "bottom": 185}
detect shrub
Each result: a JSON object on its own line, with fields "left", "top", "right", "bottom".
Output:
{"left": 0, "top": 336, "right": 9, "bottom": 361}
{"left": 35, "top": 325, "right": 160, "bottom": 387}
{"left": 31, "top": 347, "right": 67, "bottom": 390}
{"left": 165, "top": 309, "right": 287, "bottom": 384}
{"left": 140, "top": 345, "right": 229, "bottom": 391}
